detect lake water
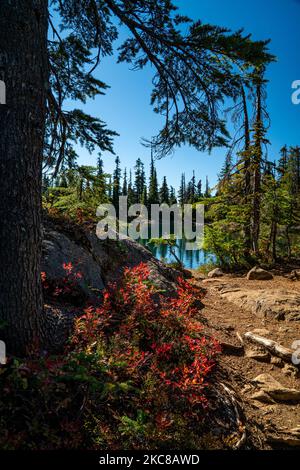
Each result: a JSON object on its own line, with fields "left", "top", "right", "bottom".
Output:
{"left": 140, "top": 238, "right": 215, "bottom": 270}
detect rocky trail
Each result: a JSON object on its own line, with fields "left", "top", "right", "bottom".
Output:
{"left": 191, "top": 268, "right": 300, "bottom": 449}
{"left": 41, "top": 219, "right": 300, "bottom": 449}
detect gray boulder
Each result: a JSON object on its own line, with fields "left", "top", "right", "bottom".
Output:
{"left": 247, "top": 266, "right": 273, "bottom": 280}
{"left": 41, "top": 222, "right": 181, "bottom": 351}
{"left": 208, "top": 267, "right": 224, "bottom": 278}
{"left": 42, "top": 222, "right": 179, "bottom": 299}
{"left": 86, "top": 231, "right": 179, "bottom": 294}
{"left": 42, "top": 227, "right": 105, "bottom": 296}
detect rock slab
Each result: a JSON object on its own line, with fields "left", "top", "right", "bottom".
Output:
{"left": 221, "top": 289, "right": 300, "bottom": 321}
{"left": 252, "top": 373, "right": 300, "bottom": 402}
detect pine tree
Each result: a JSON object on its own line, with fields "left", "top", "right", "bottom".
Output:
{"left": 289, "top": 146, "right": 300, "bottom": 194}
{"left": 186, "top": 171, "right": 196, "bottom": 203}
{"left": 97, "top": 155, "right": 104, "bottom": 176}
{"left": 107, "top": 175, "right": 112, "bottom": 200}
{"left": 218, "top": 153, "right": 233, "bottom": 189}
{"left": 204, "top": 176, "right": 211, "bottom": 198}
{"left": 95, "top": 171, "right": 108, "bottom": 204}
{"left": 134, "top": 158, "right": 146, "bottom": 203}
{"left": 127, "top": 170, "right": 135, "bottom": 207}
{"left": 240, "top": 83, "right": 252, "bottom": 258}
{"left": 263, "top": 161, "right": 276, "bottom": 178}
{"left": 122, "top": 168, "right": 128, "bottom": 196}
{"left": 141, "top": 185, "right": 148, "bottom": 207}
{"left": 261, "top": 161, "right": 280, "bottom": 261}
{"left": 169, "top": 186, "right": 177, "bottom": 205}
{"left": 159, "top": 176, "right": 170, "bottom": 205}
{"left": 148, "top": 157, "right": 159, "bottom": 206}
{"left": 150, "top": 152, "right": 155, "bottom": 180}
{"left": 277, "top": 146, "right": 300, "bottom": 257}
{"left": 250, "top": 67, "right": 268, "bottom": 255}
{"left": 196, "top": 179, "right": 203, "bottom": 199}
{"left": 112, "top": 156, "right": 121, "bottom": 210}
{"left": 178, "top": 173, "right": 186, "bottom": 205}
{"left": 277, "top": 146, "right": 289, "bottom": 179}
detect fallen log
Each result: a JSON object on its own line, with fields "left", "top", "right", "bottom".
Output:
{"left": 244, "top": 332, "right": 294, "bottom": 364}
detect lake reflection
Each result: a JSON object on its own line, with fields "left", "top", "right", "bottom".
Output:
{"left": 140, "top": 238, "right": 215, "bottom": 270}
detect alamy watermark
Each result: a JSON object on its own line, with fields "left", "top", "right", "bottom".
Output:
{"left": 0, "top": 80, "right": 5, "bottom": 104}
{"left": 96, "top": 198, "right": 204, "bottom": 250}
{"left": 292, "top": 80, "right": 300, "bottom": 104}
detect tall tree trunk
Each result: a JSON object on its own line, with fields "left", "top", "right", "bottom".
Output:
{"left": 266, "top": 218, "right": 277, "bottom": 262}
{"left": 241, "top": 85, "right": 252, "bottom": 259}
{"left": 285, "top": 226, "right": 292, "bottom": 259}
{"left": 0, "top": 1, "right": 48, "bottom": 355}
{"left": 251, "top": 77, "right": 263, "bottom": 256}
{"left": 271, "top": 219, "right": 277, "bottom": 262}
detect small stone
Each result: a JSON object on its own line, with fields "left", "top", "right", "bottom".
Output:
{"left": 288, "top": 270, "right": 300, "bottom": 281}
{"left": 246, "top": 348, "right": 270, "bottom": 362}
{"left": 282, "top": 363, "right": 300, "bottom": 378}
{"left": 247, "top": 266, "right": 274, "bottom": 280}
{"left": 207, "top": 268, "right": 224, "bottom": 278}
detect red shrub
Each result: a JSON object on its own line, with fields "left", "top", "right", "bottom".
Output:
{"left": 71, "top": 262, "right": 220, "bottom": 408}
{"left": 0, "top": 262, "right": 220, "bottom": 449}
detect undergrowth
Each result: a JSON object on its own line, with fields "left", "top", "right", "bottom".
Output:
{"left": 0, "top": 263, "right": 220, "bottom": 449}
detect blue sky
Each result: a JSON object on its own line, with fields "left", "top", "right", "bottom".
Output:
{"left": 74, "top": 0, "right": 300, "bottom": 190}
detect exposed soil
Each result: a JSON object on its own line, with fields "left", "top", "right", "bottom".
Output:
{"left": 191, "top": 271, "right": 300, "bottom": 449}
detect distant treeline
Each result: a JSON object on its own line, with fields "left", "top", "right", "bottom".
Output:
{"left": 43, "top": 154, "right": 212, "bottom": 214}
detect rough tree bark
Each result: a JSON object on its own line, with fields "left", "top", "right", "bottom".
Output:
{"left": 241, "top": 85, "right": 252, "bottom": 259}
{"left": 271, "top": 218, "right": 277, "bottom": 262}
{"left": 0, "top": 1, "right": 48, "bottom": 355}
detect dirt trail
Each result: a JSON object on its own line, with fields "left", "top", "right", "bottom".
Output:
{"left": 192, "top": 271, "right": 300, "bottom": 449}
